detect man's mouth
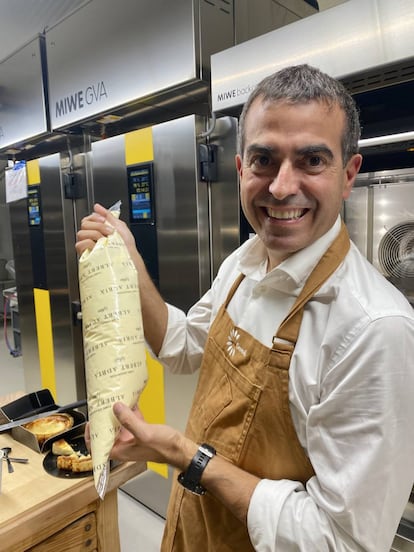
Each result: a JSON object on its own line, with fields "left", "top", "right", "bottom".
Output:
{"left": 266, "top": 207, "right": 308, "bottom": 220}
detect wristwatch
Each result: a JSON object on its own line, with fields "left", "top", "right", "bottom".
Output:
{"left": 178, "top": 443, "right": 216, "bottom": 495}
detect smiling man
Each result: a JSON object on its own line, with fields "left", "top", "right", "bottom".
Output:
{"left": 236, "top": 68, "right": 361, "bottom": 270}
{"left": 76, "top": 64, "right": 414, "bottom": 551}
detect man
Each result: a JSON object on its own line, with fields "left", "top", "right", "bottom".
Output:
{"left": 76, "top": 64, "right": 414, "bottom": 551}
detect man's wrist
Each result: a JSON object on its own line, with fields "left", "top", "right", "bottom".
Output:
{"left": 178, "top": 443, "right": 216, "bottom": 495}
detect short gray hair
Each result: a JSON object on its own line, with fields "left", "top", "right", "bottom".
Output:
{"left": 238, "top": 64, "right": 361, "bottom": 165}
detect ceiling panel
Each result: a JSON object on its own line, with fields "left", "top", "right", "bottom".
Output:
{"left": 0, "top": 0, "right": 88, "bottom": 62}
{"left": 0, "top": 0, "right": 349, "bottom": 64}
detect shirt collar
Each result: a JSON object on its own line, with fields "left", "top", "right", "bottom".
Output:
{"left": 237, "top": 216, "right": 342, "bottom": 287}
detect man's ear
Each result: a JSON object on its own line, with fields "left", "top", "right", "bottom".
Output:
{"left": 235, "top": 154, "right": 243, "bottom": 177}
{"left": 343, "top": 153, "right": 363, "bottom": 199}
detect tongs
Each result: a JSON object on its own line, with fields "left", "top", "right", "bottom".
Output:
{"left": 1, "top": 447, "right": 29, "bottom": 473}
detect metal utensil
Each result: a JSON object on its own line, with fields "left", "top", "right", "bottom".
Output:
{"left": 8, "top": 457, "right": 29, "bottom": 464}
{"left": 1, "top": 447, "right": 14, "bottom": 473}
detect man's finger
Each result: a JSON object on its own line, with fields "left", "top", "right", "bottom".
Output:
{"left": 113, "top": 402, "right": 136, "bottom": 430}
{"left": 84, "top": 421, "right": 91, "bottom": 452}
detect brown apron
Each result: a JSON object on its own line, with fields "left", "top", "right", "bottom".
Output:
{"left": 161, "top": 223, "right": 350, "bottom": 551}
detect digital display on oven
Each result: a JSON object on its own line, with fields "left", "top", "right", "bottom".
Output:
{"left": 27, "top": 185, "right": 42, "bottom": 227}
{"left": 127, "top": 163, "right": 155, "bottom": 224}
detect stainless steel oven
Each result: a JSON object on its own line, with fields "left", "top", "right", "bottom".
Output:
{"left": 344, "top": 168, "right": 414, "bottom": 309}
{"left": 344, "top": 169, "right": 414, "bottom": 550}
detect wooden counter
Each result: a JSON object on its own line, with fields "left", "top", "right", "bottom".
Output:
{"left": 0, "top": 432, "right": 146, "bottom": 551}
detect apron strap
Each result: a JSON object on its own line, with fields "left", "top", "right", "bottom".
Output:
{"left": 223, "top": 272, "right": 245, "bottom": 309}
{"left": 274, "top": 222, "right": 350, "bottom": 346}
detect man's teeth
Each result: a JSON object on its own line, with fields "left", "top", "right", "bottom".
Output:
{"left": 267, "top": 208, "right": 304, "bottom": 220}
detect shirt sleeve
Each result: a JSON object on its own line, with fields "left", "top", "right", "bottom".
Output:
{"left": 247, "top": 314, "right": 414, "bottom": 552}
{"left": 158, "top": 275, "right": 227, "bottom": 374}
{"left": 157, "top": 248, "right": 243, "bottom": 374}
{"left": 156, "top": 295, "right": 211, "bottom": 374}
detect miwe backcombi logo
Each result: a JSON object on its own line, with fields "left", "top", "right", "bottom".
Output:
{"left": 226, "top": 328, "right": 247, "bottom": 358}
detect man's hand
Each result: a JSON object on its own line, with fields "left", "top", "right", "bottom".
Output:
{"left": 108, "top": 402, "right": 198, "bottom": 470}
{"left": 85, "top": 401, "right": 259, "bottom": 524}
{"left": 75, "top": 203, "right": 168, "bottom": 355}
{"left": 75, "top": 203, "right": 135, "bottom": 256}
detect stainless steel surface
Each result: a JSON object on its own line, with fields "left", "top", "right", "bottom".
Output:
{"left": 90, "top": 115, "right": 240, "bottom": 310}
{"left": 404, "top": 501, "right": 414, "bottom": 524}
{"left": 0, "top": 0, "right": 88, "bottom": 63}
{"left": 2, "top": 447, "right": 13, "bottom": 473}
{"left": 8, "top": 152, "right": 89, "bottom": 404}
{"left": 3, "top": 456, "right": 29, "bottom": 465}
{"left": 45, "top": 0, "right": 233, "bottom": 131}
{"left": 234, "top": 0, "right": 316, "bottom": 44}
{"left": 61, "top": 148, "right": 90, "bottom": 400}
{"left": 345, "top": 168, "right": 414, "bottom": 306}
{"left": 343, "top": 186, "right": 370, "bottom": 260}
{"left": 211, "top": 0, "right": 414, "bottom": 112}
{"left": 37, "top": 154, "right": 86, "bottom": 403}
{"left": 371, "top": 183, "right": 414, "bottom": 277}
{"left": 208, "top": 116, "right": 240, "bottom": 279}
{"left": 394, "top": 516, "right": 414, "bottom": 550}
{"left": 0, "top": 0, "right": 322, "bottom": 159}
{"left": 0, "top": 36, "right": 48, "bottom": 150}
{"left": 392, "top": 534, "right": 414, "bottom": 551}
{"left": 88, "top": 134, "right": 126, "bottom": 215}
{"left": 153, "top": 116, "right": 206, "bottom": 307}
{"left": 359, "top": 131, "right": 414, "bottom": 149}
{"left": 9, "top": 191, "right": 39, "bottom": 389}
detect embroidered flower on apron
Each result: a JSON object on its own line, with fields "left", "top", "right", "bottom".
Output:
{"left": 226, "top": 328, "right": 247, "bottom": 358}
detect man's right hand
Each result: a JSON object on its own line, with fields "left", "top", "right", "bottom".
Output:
{"left": 75, "top": 203, "right": 135, "bottom": 257}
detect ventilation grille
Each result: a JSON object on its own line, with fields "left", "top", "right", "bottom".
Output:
{"left": 378, "top": 221, "right": 414, "bottom": 295}
{"left": 342, "top": 60, "right": 414, "bottom": 95}
{"left": 203, "top": 0, "right": 232, "bottom": 15}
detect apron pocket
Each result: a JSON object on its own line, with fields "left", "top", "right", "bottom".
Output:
{"left": 191, "top": 336, "right": 262, "bottom": 463}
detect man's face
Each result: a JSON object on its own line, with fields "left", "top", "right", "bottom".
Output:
{"left": 236, "top": 98, "right": 362, "bottom": 270}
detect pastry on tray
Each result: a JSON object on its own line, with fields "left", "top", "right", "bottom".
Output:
{"left": 54, "top": 438, "right": 93, "bottom": 473}
{"left": 71, "top": 454, "right": 93, "bottom": 473}
{"left": 23, "top": 413, "right": 74, "bottom": 444}
{"left": 52, "top": 438, "right": 76, "bottom": 456}
{"left": 56, "top": 452, "right": 93, "bottom": 473}
{"left": 56, "top": 454, "right": 76, "bottom": 471}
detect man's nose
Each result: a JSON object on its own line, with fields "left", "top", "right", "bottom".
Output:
{"left": 268, "top": 161, "right": 299, "bottom": 199}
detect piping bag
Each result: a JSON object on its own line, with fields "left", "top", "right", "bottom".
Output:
{"left": 78, "top": 201, "right": 148, "bottom": 498}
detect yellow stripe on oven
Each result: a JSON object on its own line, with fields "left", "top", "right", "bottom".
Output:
{"left": 33, "top": 288, "right": 57, "bottom": 400}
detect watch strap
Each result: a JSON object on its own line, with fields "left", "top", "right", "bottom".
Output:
{"left": 178, "top": 443, "right": 216, "bottom": 495}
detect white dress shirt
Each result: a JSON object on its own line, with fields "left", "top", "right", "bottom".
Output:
{"left": 158, "top": 216, "right": 414, "bottom": 551}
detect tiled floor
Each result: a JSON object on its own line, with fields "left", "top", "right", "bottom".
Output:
{"left": 118, "top": 490, "right": 165, "bottom": 551}
{"left": 0, "top": 317, "right": 166, "bottom": 551}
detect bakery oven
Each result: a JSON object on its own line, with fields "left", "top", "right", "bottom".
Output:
{"left": 344, "top": 169, "right": 414, "bottom": 550}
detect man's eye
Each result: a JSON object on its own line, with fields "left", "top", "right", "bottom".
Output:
{"left": 304, "top": 155, "right": 328, "bottom": 172}
{"left": 252, "top": 155, "right": 271, "bottom": 168}
{"left": 308, "top": 155, "right": 322, "bottom": 167}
